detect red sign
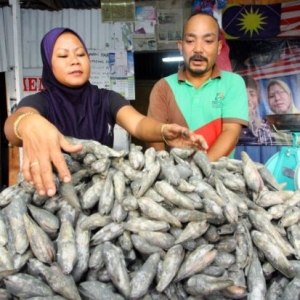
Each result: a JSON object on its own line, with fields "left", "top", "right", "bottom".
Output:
{"left": 23, "top": 77, "right": 45, "bottom": 91}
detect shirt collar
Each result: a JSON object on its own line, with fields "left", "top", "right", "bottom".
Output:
{"left": 177, "top": 63, "right": 221, "bottom": 82}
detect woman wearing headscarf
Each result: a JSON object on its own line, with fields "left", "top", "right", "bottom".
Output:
{"left": 4, "top": 27, "right": 208, "bottom": 197}
{"left": 267, "top": 79, "right": 300, "bottom": 114}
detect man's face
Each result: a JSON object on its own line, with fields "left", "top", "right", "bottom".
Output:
{"left": 247, "top": 87, "right": 259, "bottom": 114}
{"left": 178, "top": 14, "right": 221, "bottom": 76}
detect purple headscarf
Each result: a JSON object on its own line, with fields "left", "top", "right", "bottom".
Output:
{"left": 40, "top": 27, "right": 109, "bottom": 143}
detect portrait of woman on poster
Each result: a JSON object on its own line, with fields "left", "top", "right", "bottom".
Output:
{"left": 267, "top": 79, "right": 300, "bottom": 114}
{"left": 239, "top": 76, "right": 273, "bottom": 145}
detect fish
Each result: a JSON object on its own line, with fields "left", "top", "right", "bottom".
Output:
{"left": 138, "top": 196, "right": 182, "bottom": 228}
{"left": 251, "top": 230, "right": 296, "bottom": 279}
{"left": 241, "top": 151, "right": 264, "bottom": 193}
{"left": 78, "top": 281, "right": 125, "bottom": 300}
{"left": 129, "top": 252, "right": 160, "bottom": 299}
{"left": 246, "top": 248, "right": 266, "bottom": 300}
{"left": 154, "top": 180, "right": 195, "bottom": 210}
{"left": 4, "top": 273, "right": 54, "bottom": 298}
{"left": 156, "top": 244, "right": 185, "bottom": 293}
{"left": 174, "top": 244, "right": 216, "bottom": 282}
{"left": 184, "top": 274, "right": 234, "bottom": 296}
{"left": 102, "top": 241, "right": 131, "bottom": 298}
{"left": 56, "top": 220, "right": 77, "bottom": 274}
{"left": 23, "top": 213, "right": 56, "bottom": 264}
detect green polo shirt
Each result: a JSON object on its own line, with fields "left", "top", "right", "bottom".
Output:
{"left": 165, "top": 70, "right": 248, "bottom": 157}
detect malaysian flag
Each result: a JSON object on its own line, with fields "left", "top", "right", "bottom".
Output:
{"left": 222, "top": 1, "right": 300, "bottom": 39}
{"left": 236, "top": 45, "right": 300, "bottom": 80}
{"left": 278, "top": 1, "right": 300, "bottom": 37}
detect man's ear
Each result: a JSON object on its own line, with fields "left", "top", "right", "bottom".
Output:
{"left": 218, "top": 40, "right": 222, "bottom": 55}
{"left": 178, "top": 40, "right": 183, "bottom": 54}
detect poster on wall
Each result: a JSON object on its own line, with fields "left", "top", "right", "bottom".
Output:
{"left": 228, "top": 39, "right": 300, "bottom": 146}
{"left": 156, "top": 9, "right": 182, "bottom": 50}
{"left": 101, "top": 0, "right": 135, "bottom": 22}
{"left": 222, "top": 1, "right": 300, "bottom": 145}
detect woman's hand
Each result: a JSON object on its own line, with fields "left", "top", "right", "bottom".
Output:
{"left": 162, "top": 123, "right": 208, "bottom": 151}
{"left": 18, "top": 114, "right": 83, "bottom": 196}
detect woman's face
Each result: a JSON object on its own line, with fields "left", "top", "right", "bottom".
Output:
{"left": 247, "top": 87, "right": 259, "bottom": 115}
{"left": 51, "top": 32, "right": 90, "bottom": 87}
{"left": 268, "top": 83, "right": 291, "bottom": 114}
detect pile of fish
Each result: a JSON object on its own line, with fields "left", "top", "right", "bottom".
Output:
{"left": 1, "top": 137, "right": 300, "bottom": 299}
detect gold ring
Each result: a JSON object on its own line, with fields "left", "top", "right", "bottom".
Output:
{"left": 30, "top": 161, "right": 39, "bottom": 167}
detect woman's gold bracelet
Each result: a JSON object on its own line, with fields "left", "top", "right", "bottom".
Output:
{"left": 160, "top": 123, "right": 170, "bottom": 146}
{"left": 13, "top": 112, "right": 35, "bottom": 140}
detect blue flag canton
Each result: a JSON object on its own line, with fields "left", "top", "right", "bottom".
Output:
{"left": 222, "top": 4, "right": 281, "bottom": 39}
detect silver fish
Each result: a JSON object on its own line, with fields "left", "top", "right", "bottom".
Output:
{"left": 265, "top": 275, "right": 289, "bottom": 300}
{"left": 102, "top": 241, "right": 131, "bottom": 298}
{"left": 71, "top": 213, "right": 90, "bottom": 283}
{"left": 137, "top": 230, "right": 175, "bottom": 250}
{"left": 111, "top": 157, "right": 142, "bottom": 181}
{"left": 215, "top": 236, "right": 237, "bottom": 253}
{"left": 174, "top": 221, "right": 209, "bottom": 244}
{"left": 4, "top": 197, "right": 28, "bottom": 255}
{"left": 81, "top": 179, "right": 104, "bottom": 210}
{"left": 27, "top": 204, "right": 60, "bottom": 234}
{"left": 23, "top": 213, "right": 56, "bottom": 264}
{"left": 122, "top": 195, "right": 139, "bottom": 211}
{"left": 91, "top": 222, "right": 124, "bottom": 245}
{"left": 254, "top": 189, "right": 284, "bottom": 208}
{"left": 130, "top": 253, "right": 160, "bottom": 299}
{"left": 79, "top": 213, "right": 112, "bottom": 231}
{"left": 235, "top": 220, "right": 253, "bottom": 269}
{"left": 241, "top": 151, "right": 264, "bottom": 193}
{"left": 279, "top": 207, "right": 300, "bottom": 228}
{"left": 156, "top": 244, "right": 185, "bottom": 293}
{"left": 131, "top": 160, "right": 161, "bottom": 198}
{"left": 124, "top": 217, "right": 170, "bottom": 233}
{"left": 131, "top": 234, "right": 165, "bottom": 257}
{"left": 137, "top": 196, "right": 182, "bottom": 228}
{"left": 13, "top": 248, "right": 34, "bottom": 271}
{"left": 129, "top": 143, "right": 145, "bottom": 170}
{"left": 4, "top": 273, "right": 54, "bottom": 298}
{"left": 174, "top": 244, "right": 216, "bottom": 282}
{"left": 248, "top": 210, "right": 295, "bottom": 257}
{"left": 184, "top": 274, "right": 233, "bottom": 296}
{"left": 144, "top": 147, "right": 157, "bottom": 169}
{"left": 223, "top": 265, "right": 247, "bottom": 299}
{"left": 57, "top": 220, "right": 77, "bottom": 274}
{"left": 90, "top": 157, "right": 111, "bottom": 175}
{"left": 214, "top": 251, "right": 236, "bottom": 269}
{"left": 45, "top": 262, "right": 82, "bottom": 300}
{"left": 251, "top": 230, "right": 296, "bottom": 279}
{"left": 287, "top": 224, "right": 300, "bottom": 260}
{"left": 112, "top": 170, "right": 127, "bottom": 201}
{"left": 78, "top": 281, "right": 125, "bottom": 300}
{"left": 154, "top": 180, "right": 195, "bottom": 210}
{"left": 98, "top": 169, "right": 115, "bottom": 215}
{"left": 88, "top": 244, "right": 104, "bottom": 270}
{"left": 192, "top": 151, "right": 212, "bottom": 178}
{"left": 281, "top": 274, "right": 300, "bottom": 299}
{"left": 111, "top": 200, "right": 128, "bottom": 223}
{"left": 247, "top": 248, "right": 267, "bottom": 300}
{"left": 158, "top": 155, "right": 181, "bottom": 186}
{"left": 0, "top": 245, "right": 14, "bottom": 270}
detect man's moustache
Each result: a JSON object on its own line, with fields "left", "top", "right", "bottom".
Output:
{"left": 190, "top": 55, "right": 208, "bottom": 62}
